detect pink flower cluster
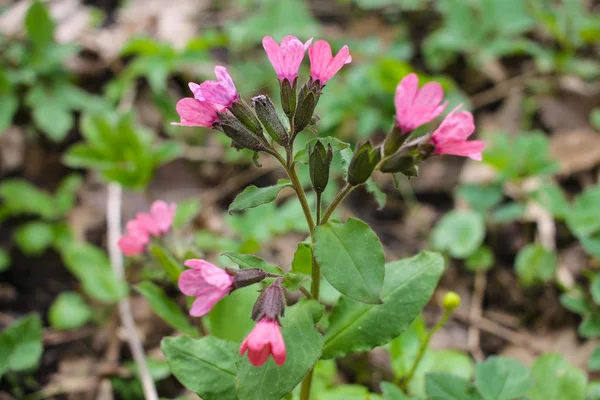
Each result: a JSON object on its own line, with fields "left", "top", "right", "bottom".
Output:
{"left": 118, "top": 200, "right": 176, "bottom": 256}
{"left": 173, "top": 36, "right": 351, "bottom": 128}
{"left": 394, "top": 73, "right": 485, "bottom": 160}
{"left": 178, "top": 259, "right": 286, "bottom": 367}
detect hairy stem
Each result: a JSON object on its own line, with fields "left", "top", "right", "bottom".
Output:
{"left": 401, "top": 310, "right": 451, "bottom": 393}
{"left": 321, "top": 183, "right": 355, "bottom": 224}
{"left": 316, "top": 192, "right": 322, "bottom": 225}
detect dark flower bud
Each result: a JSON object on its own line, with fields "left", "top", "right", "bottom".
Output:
{"left": 229, "top": 99, "right": 265, "bottom": 141}
{"left": 294, "top": 80, "right": 321, "bottom": 134}
{"left": 217, "top": 109, "right": 266, "bottom": 152}
{"left": 251, "top": 278, "right": 285, "bottom": 321}
{"left": 379, "top": 152, "right": 419, "bottom": 177}
{"left": 309, "top": 140, "right": 333, "bottom": 194}
{"left": 382, "top": 124, "right": 408, "bottom": 156}
{"left": 280, "top": 78, "right": 297, "bottom": 119}
{"left": 252, "top": 95, "right": 289, "bottom": 146}
{"left": 347, "top": 141, "right": 381, "bottom": 186}
{"left": 226, "top": 268, "right": 268, "bottom": 291}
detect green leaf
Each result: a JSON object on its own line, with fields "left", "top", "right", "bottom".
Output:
{"left": 530, "top": 183, "right": 570, "bottom": 219}
{"left": 567, "top": 187, "right": 600, "bottom": 237}
{"left": 489, "top": 203, "right": 525, "bottom": 224}
{"left": 314, "top": 218, "right": 385, "bottom": 304}
{"left": 579, "top": 314, "right": 600, "bottom": 338}
{"left": 149, "top": 243, "right": 183, "bottom": 283}
{"left": 207, "top": 286, "right": 258, "bottom": 343}
{"left": 589, "top": 347, "right": 600, "bottom": 371}
{"left": 465, "top": 246, "right": 495, "bottom": 272}
{"left": 228, "top": 179, "right": 291, "bottom": 214}
{"left": 161, "top": 336, "right": 238, "bottom": 400}
{"left": 235, "top": 300, "right": 324, "bottom": 400}
{"left": 222, "top": 252, "right": 283, "bottom": 275}
{"left": 135, "top": 281, "right": 198, "bottom": 337}
{"left": 49, "top": 292, "right": 92, "bottom": 330}
{"left": 322, "top": 252, "right": 444, "bottom": 359}
{"left": 33, "top": 103, "right": 74, "bottom": 142}
{"left": 0, "top": 314, "right": 43, "bottom": 377}
{"left": 425, "top": 373, "right": 481, "bottom": 400}
{"left": 291, "top": 241, "right": 312, "bottom": 275}
{"left": 0, "top": 179, "right": 56, "bottom": 218}
{"left": 514, "top": 244, "right": 557, "bottom": 286}
{"left": 0, "top": 94, "right": 18, "bottom": 134}
{"left": 381, "top": 382, "right": 412, "bottom": 399}
{"left": 560, "top": 291, "right": 593, "bottom": 315}
{"left": 365, "top": 178, "right": 387, "bottom": 210}
{"left": 14, "top": 221, "right": 55, "bottom": 256}
{"left": 456, "top": 183, "right": 503, "bottom": 213}
{"left": 527, "top": 353, "right": 587, "bottom": 400}
{"left": 0, "top": 249, "right": 10, "bottom": 272}
{"left": 591, "top": 274, "right": 600, "bottom": 305}
{"left": 431, "top": 210, "right": 485, "bottom": 259}
{"left": 54, "top": 174, "right": 83, "bottom": 216}
{"left": 25, "top": 1, "right": 55, "bottom": 48}
{"left": 173, "top": 198, "right": 201, "bottom": 229}
{"left": 475, "top": 356, "right": 532, "bottom": 400}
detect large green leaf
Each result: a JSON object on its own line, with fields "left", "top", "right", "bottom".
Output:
{"left": 14, "top": 221, "right": 55, "bottom": 256}
{"left": 33, "top": 103, "right": 74, "bottom": 142}
{"left": 228, "top": 179, "right": 291, "bottom": 214}
{"left": 161, "top": 336, "right": 238, "bottom": 400}
{"left": 431, "top": 210, "right": 485, "bottom": 259}
{"left": 381, "top": 382, "right": 413, "bottom": 399}
{"left": 567, "top": 187, "right": 600, "bottom": 238}
{"left": 222, "top": 252, "right": 283, "bottom": 275}
{"left": 49, "top": 292, "right": 92, "bottom": 331}
{"left": 149, "top": 243, "right": 183, "bottom": 283}
{"left": 527, "top": 353, "right": 587, "bottom": 400}
{"left": 322, "top": 252, "right": 444, "bottom": 359}
{"left": 0, "top": 179, "right": 56, "bottom": 219}
{"left": 208, "top": 286, "right": 259, "bottom": 343}
{"left": 475, "top": 356, "right": 532, "bottom": 400}
{"left": 25, "top": 1, "right": 55, "bottom": 48}
{"left": 425, "top": 372, "right": 481, "bottom": 400}
{"left": 235, "top": 300, "right": 324, "bottom": 400}
{"left": 514, "top": 244, "right": 556, "bottom": 286}
{"left": 0, "top": 314, "right": 43, "bottom": 378}
{"left": 314, "top": 218, "right": 385, "bottom": 304}
{"left": 135, "top": 281, "right": 198, "bottom": 337}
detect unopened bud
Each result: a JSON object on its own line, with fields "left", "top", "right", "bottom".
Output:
{"left": 309, "top": 141, "right": 333, "bottom": 194}
{"left": 217, "top": 109, "right": 266, "bottom": 152}
{"left": 383, "top": 124, "right": 407, "bottom": 156}
{"left": 347, "top": 141, "right": 381, "bottom": 186}
{"left": 442, "top": 291, "right": 461, "bottom": 312}
{"left": 280, "top": 78, "right": 297, "bottom": 119}
{"left": 226, "top": 268, "right": 268, "bottom": 291}
{"left": 294, "top": 80, "right": 320, "bottom": 134}
{"left": 252, "top": 95, "right": 288, "bottom": 146}
{"left": 251, "top": 278, "right": 285, "bottom": 321}
{"left": 229, "top": 99, "right": 265, "bottom": 140}
{"left": 379, "top": 153, "right": 419, "bottom": 177}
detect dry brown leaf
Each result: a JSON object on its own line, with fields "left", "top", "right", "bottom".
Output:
{"left": 549, "top": 129, "right": 600, "bottom": 176}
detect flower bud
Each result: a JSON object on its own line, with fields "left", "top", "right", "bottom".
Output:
{"left": 379, "top": 152, "right": 419, "bottom": 177}
{"left": 280, "top": 78, "right": 297, "bottom": 119}
{"left": 347, "top": 141, "right": 381, "bottom": 186}
{"left": 294, "top": 80, "right": 321, "bottom": 134}
{"left": 252, "top": 95, "right": 289, "bottom": 146}
{"left": 382, "top": 124, "right": 408, "bottom": 156}
{"left": 226, "top": 268, "right": 268, "bottom": 291}
{"left": 251, "top": 278, "right": 285, "bottom": 321}
{"left": 442, "top": 291, "right": 461, "bottom": 311}
{"left": 229, "top": 99, "right": 265, "bottom": 140}
{"left": 309, "top": 141, "right": 333, "bottom": 194}
{"left": 217, "top": 109, "right": 266, "bottom": 152}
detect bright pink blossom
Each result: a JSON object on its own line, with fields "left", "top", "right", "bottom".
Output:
{"left": 192, "top": 66, "right": 239, "bottom": 108}
{"left": 395, "top": 73, "right": 447, "bottom": 133}
{"left": 149, "top": 200, "right": 176, "bottom": 234}
{"left": 430, "top": 106, "right": 485, "bottom": 161}
{"left": 118, "top": 201, "right": 176, "bottom": 257}
{"left": 263, "top": 36, "right": 312, "bottom": 82}
{"left": 172, "top": 98, "right": 220, "bottom": 127}
{"left": 117, "top": 235, "right": 147, "bottom": 257}
{"left": 178, "top": 259, "right": 234, "bottom": 317}
{"left": 240, "top": 317, "right": 286, "bottom": 366}
{"left": 308, "top": 40, "right": 351, "bottom": 84}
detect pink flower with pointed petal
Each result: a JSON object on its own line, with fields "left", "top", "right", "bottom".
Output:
{"left": 136, "top": 212, "right": 161, "bottom": 237}
{"left": 308, "top": 40, "right": 352, "bottom": 85}
{"left": 172, "top": 98, "right": 220, "bottom": 127}
{"left": 395, "top": 73, "right": 447, "bottom": 133}
{"left": 150, "top": 200, "right": 176, "bottom": 234}
{"left": 197, "top": 66, "right": 239, "bottom": 108}
{"left": 240, "top": 317, "right": 286, "bottom": 366}
{"left": 178, "top": 259, "right": 234, "bottom": 317}
{"left": 430, "top": 106, "right": 485, "bottom": 161}
{"left": 118, "top": 235, "right": 146, "bottom": 256}
{"left": 263, "top": 35, "right": 312, "bottom": 82}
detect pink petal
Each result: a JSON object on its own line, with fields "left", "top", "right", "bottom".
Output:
{"left": 126, "top": 219, "right": 150, "bottom": 243}
{"left": 188, "top": 82, "right": 203, "bottom": 100}
{"left": 189, "top": 289, "right": 229, "bottom": 317}
{"left": 309, "top": 40, "right": 333, "bottom": 82}
{"left": 322, "top": 45, "right": 351, "bottom": 83}
{"left": 150, "top": 200, "right": 176, "bottom": 234}
{"left": 247, "top": 345, "right": 271, "bottom": 366}
{"left": 394, "top": 74, "right": 419, "bottom": 130}
{"left": 118, "top": 235, "right": 146, "bottom": 256}
{"left": 174, "top": 98, "right": 219, "bottom": 127}
{"left": 414, "top": 81, "right": 444, "bottom": 107}
{"left": 263, "top": 36, "right": 284, "bottom": 78}
{"left": 136, "top": 213, "right": 160, "bottom": 237}
{"left": 183, "top": 259, "right": 233, "bottom": 288}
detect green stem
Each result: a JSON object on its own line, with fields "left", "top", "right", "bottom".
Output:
{"left": 288, "top": 163, "right": 315, "bottom": 232}
{"left": 320, "top": 183, "right": 355, "bottom": 225}
{"left": 401, "top": 310, "right": 452, "bottom": 392}
{"left": 316, "top": 192, "right": 322, "bottom": 225}
{"left": 299, "top": 369, "right": 315, "bottom": 400}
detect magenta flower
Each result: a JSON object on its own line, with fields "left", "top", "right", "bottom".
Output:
{"left": 430, "top": 106, "right": 485, "bottom": 161}
{"left": 193, "top": 66, "right": 239, "bottom": 108}
{"left": 118, "top": 219, "right": 150, "bottom": 257}
{"left": 172, "top": 98, "right": 220, "bottom": 127}
{"left": 395, "top": 73, "right": 447, "bottom": 133}
{"left": 308, "top": 40, "right": 351, "bottom": 85}
{"left": 240, "top": 317, "right": 286, "bottom": 366}
{"left": 149, "top": 200, "right": 176, "bottom": 234}
{"left": 263, "top": 35, "right": 312, "bottom": 82}
{"left": 178, "top": 259, "right": 234, "bottom": 317}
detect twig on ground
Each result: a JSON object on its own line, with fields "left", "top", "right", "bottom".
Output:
{"left": 467, "top": 271, "right": 486, "bottom": 361}
{"left": 107, "top": 183, "right": 158, "bottom": 400}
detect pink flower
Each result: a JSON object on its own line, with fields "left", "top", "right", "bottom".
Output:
{"left": 149, "top": 200, "right": 176, "bottom": 234}
{"left": 172, "top": 98, "right": 220, "bottom": 127}
{"left": 118, "top": 235, "right": 147, "bottom": 257}
{"left": 263, "top": 35, "right": 312, "bottom": 82}
{"left": 430, "top": 106, "right": 485, "bottom": 161}
{"left": 240, "top": 317, "right": 286, "bottom": 366}
{"left": 178, "top": 259, "right": 234, "bottom": 317}
{"left": 308, "top": 40, "right": 351, "bottom": 85}
{"left": 118, "top": 201, "right": 176, "bottom": 257}
{"left": 395, "top": 73, "right": 447, "bottom": 133}
{"left": 193, "top": 66, "right": 239, "bottom": 108}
